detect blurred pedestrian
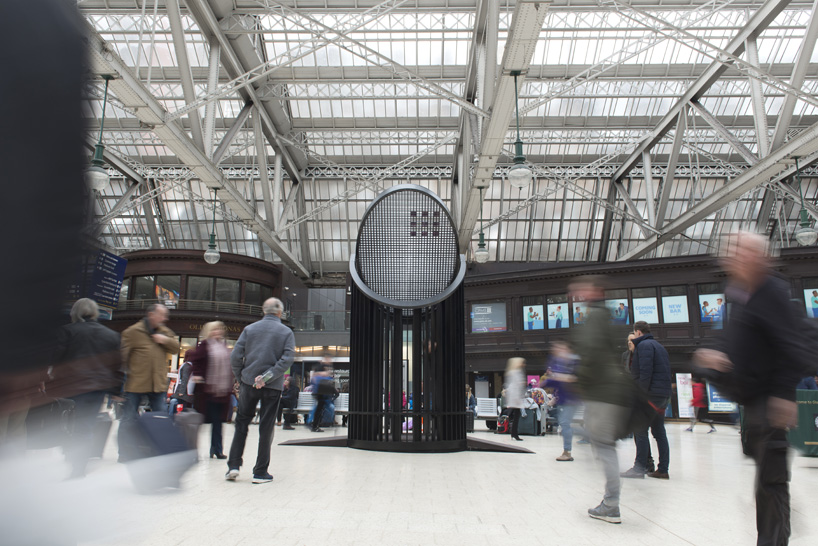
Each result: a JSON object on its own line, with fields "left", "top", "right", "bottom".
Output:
{"left": 52, "top": 299, "right": 121, "bottom": 477}
{"left": 504, "top": 358, "right": 526, "bottom": 441}
{"left": 466, "top": 385, "right": 477, "bottom": 418}
{"left": 169, "top": 358, "right": 193, "bottom": 415}
{"left": 541, "top": 342, "right": 579, "bottom": 461}
{"left": 188, "top": 321, "right": 233, "bottom": 460}
{"left": 278, "top": 376, "right": 298, "bottom": 430}
{"left": 622, "top": 321, "right": 672, "bottom": 480}
{"left": 226, "top": 298, "right": 294, "bottom": 484}
{"left": 309, "top": 360, "right": 336, "bottom": 432}
{"left": 570, "top": 276, "right": 631, "bottom": 524}
{"left": 694, "top": 232, "right": 810, "bottom": 545}
{"left": 686, "top": 377, "right": 716, "bottom": 433}
{"left": 120, "top": 304, "right": 180, "bottom": 419}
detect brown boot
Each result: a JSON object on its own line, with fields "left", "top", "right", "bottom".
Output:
{"left": 556, "top": 450, "right": 573, "bottom": 461}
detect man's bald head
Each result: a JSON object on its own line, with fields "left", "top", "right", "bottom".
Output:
{"left": 722, "top": 231, "right": 770, "bottom": 289}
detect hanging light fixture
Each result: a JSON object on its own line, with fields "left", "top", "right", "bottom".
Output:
{"left": 794, "top": 157, "right": 818, "bottom": 246}
{"left": 475, "top": 187, "right": 489, "bottom": 263}
{"left": 507, "top": 71, "right": 533, "bottom": 189}
{"left": 86, "top": 75, "right": 113, "bottom": 192}
{"left": 204, "top": 188, "right": 221, "bottom": 264}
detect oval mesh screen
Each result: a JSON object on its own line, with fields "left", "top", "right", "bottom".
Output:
{"left": 356, "top": 186, "right": 459, "bottom": 303}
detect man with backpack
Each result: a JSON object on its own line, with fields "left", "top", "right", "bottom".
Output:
{"left": 695, "top": 232, "right": 811, "bottom": 546}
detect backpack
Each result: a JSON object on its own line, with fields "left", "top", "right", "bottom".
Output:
{"left": 495, "top": 415, "right": 509, "bottom": 434}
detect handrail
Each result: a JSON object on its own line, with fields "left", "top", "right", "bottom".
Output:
{"left": 115, "top": 299, "right": 264, "bottom": 316}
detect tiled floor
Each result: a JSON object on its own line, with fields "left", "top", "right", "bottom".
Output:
{"left": 4, "top": 420, "right": 817, "bottom": 546}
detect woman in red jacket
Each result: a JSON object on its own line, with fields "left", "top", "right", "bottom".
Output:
{"left": 189, "top": 321, "right": 234, "bottom": 458}
{"left": 687, "top": 377, "right": 716, "bottom": 433}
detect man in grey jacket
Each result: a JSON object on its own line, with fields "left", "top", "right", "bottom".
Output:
{"left": 226, "top": 298, "right": 295, "bottom": 484}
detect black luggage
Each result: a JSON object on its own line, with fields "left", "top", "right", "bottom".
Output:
{"left": 122, "top": 413, "right": 198, "bottom": 492}
{"left": 25, "top": 397, "right": 75, "bottom": 449}
{"left": 466, "top": 411, "right": 475, "bottom": 433}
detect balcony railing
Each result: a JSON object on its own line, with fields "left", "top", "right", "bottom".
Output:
{"left": 288, "top": 311, "right": 350, "bottom": 332}
{"left": 116, "top": 299, "right": 264, "bottom": 316}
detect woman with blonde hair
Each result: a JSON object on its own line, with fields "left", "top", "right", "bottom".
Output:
{"left": 189, "top": 321, "right": 233, "bottom": 459}
{"left": 505, "top": 357, "right": 526, "bottom": 441}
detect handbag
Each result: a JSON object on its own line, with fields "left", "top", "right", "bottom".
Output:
{"left": 315, "top": 377, "right": 338, "bottom": 396}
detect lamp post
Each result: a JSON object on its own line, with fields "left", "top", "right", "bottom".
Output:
{"left": 507, "top": 71, "right": 533, "bottom": 189}
{"left": 204, "top": 188, "right": 221, "bottom": 264}
{"left": 794, "top": 158, "right": 818, "bottom": 247}
{"left": 86, "top": 75, "right": 113, "bottom": 192}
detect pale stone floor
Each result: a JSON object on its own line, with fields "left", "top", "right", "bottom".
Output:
{"left": 3, "top": 420, "right": 817, "bottom": 546}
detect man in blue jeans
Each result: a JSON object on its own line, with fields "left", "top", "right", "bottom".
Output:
{"left": 622, "top": 320, "right": 672, "bottom": 479}
{"left": 226, "top": 298, "right": 295, "bottom": 484}
{"left": 541, "top": 341, "right": 579, "bottom": 461}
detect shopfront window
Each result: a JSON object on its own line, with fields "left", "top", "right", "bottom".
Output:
{"left": 155, "top": 275, "right": 180, "bottom": 306}
{"left": 661, "top": 285, "right": 689, "bottom": 323}
{"left": 133, "top": 275, "right": 155, "bottom": 300}
{"left": 188, "top": 276, "right": 213, "bottom": 301}
{"left": 119, "top": 278, "right": 130, "bottom": 304}
{"left": 215, "top": 278, "right": 240, "bottom": 303}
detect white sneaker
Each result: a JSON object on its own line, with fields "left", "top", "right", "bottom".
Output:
{"left": 225, "top": 468, "right": 239, "bottom": 481}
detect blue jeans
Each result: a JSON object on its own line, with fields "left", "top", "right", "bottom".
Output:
{"left": 557, "top": 404, "right": 577, "bottom": 451}
{"left": 634, "top": 397, "right": 670, "bottom": 473}
{"left": 122, "top": 391, "right": 167, "bottom": 422}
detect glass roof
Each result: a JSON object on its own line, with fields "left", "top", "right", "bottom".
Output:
{"left": 79, "top": 1, "right": 818, "bottom": 270}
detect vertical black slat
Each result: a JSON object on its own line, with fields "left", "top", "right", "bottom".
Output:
{"left": 376, "top": 304, "right": 385, "bottom": 442}
{"left": 412, "top": 308, "right": 422, "bottom": 443}
{"left": 423, "top": 306, "right": 432, "bottom": 443}
{"left": 391, "top": 307, "right": 402, "bottom": 442}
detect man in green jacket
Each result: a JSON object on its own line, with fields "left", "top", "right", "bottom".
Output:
{"left": 570, "top": 276, "right": 632, "bottom": 524}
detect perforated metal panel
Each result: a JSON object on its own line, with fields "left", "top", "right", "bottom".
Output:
{"left": 354, "top": 185, "right": 460, "bottom": 306}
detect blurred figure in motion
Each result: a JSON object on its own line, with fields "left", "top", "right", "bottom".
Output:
{"left": 504, "top": 358, "right": 526, "bottom": 441}
{"left": 121, "top": 304, "right": 180, "bottom": 420}
{"left": 227, "top": 298, "right": 294, "bottom": 484}
{"left": 309, "top": 359, "right": 336, "bottom": 432}
{"left": 570, "top": 276, "right": 632, "bottom": 524}
{"left": 622, "top": 321, "right": 671, "bottom": 480}
{"left": 169, "top": 358, "right": 194, "bottom": 415}
{"left": 686, "top": 376, "right": 716, "bottom": 433}
{"left": 278, "top": 376, "right": 298, "bottom": 430}
{"left": 188, "top": 322, "right": 233, "bottom": 459}
{"left": 694, "top": 232, "right": 811, "bottom": 546}
{"left": 541, "top": 342, "right": 579, "bottom": 461}
{"left": 466, "top": 384, "right": 478, "bottom": 418}
{"left": 51, "top": 299, "right": 122, "bottom": 478}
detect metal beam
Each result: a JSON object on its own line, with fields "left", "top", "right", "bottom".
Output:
{"left": 254, "top": 107, "right": 275, "bottom": 232}
{"left": 272, "top": 153, "right": 282, "bottom": 232}
{"left": 202, "top": 38, "right": 221, "bottom": 158}
{"left": 87, "top": 24, "right": 310, "bottom": 277}
{"left": 656, "top": 108, "right": 688, "bottom": 227}
{"left": 618, "top": 118, "right": 818, "bottom": 260}
{"left": 689, "top": 99, "right": 759, "bottom": 165}
{"left": 297, "top": 179, "right": 314, "bottom": 273}
{"left": 611, "top": 0, "right": 792, "bottom": 182}
{"left": 141, "top": 184, "right": 162, "bottom": 249}
{"left": 166, "top": 0, "right": 205, "bottom": 151}
{"left": 457, "top": 0, "right": 550, "bottom": 251}
{"left": 615, "top": 180, "right": 653, "bottom": 238}
{"left": 187, "top": 180, "right": 205, "bottom": 250}
{"left": 597, "top": 180, "right": 619, "bottom": 261}
{"left": 745, "top": 37, "right": 771, "bottom": 158}
{"left": 212, "top": 101, "right": 253, "bottom": 164}
{"left": 642, "top": 152, "right": 658, "bottom": 227}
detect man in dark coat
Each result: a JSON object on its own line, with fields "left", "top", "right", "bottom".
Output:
{"left": 52, "top": 299, "right": 122, "bottom": 478}
{"left": 622, "top": 321, "right": 672, "bottom": 479}
{"left": 278, "top": 376, "right": 299, "bottom": 430}
{"left": 695, "top": 232, "right": 808, "bottom": 546}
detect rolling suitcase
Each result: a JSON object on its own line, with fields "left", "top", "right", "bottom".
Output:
{"left": 123, "top": 413, "right": 198, "bottom": 492}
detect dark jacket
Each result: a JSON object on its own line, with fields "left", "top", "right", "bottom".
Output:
{"left": 173, "top": 360, "right": 193, "bottom": 404}
{"left": 231, "top": 315, "right": 295, "bottom": 390}
{"left": 573, "top": 302, "right": 632, "bottom": 407}
{"left": 51, "top": 320, "right": 122, "bottom": 397}
{"left": 631, "top": 333, "right": 672, "bottom": 399}
{"left": 714, "top": 276, "right": 807, "bottom": 404}
{"left": 282, "top": 384, "right": 299, "bottom": 407}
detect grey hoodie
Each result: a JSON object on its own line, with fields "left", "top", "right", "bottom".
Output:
{"left": 230, "top": 314, "right": 295, "bottom": 390}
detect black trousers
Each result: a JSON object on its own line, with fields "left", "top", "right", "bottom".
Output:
{"left": 227, "top": 383, "right": 281, "bottom": 475}
{"left": 508, "top": 408, "right": 521, "bottom": 438}
{"left": 312, "top": 396, "right": 328, "bottom": 430}
{"left": 745, "top": 402, "right": 791, "bottom": 546}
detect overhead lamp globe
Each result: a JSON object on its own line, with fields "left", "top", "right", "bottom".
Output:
{"left": 204, "top": 246, "right": 220, "bottom": 264}
{"left": 474, "top": 232, "right": 489, "bottom": 263}
{"left": 507, "top": 163, "right": 533, "bottom": 189}
{"left": 795, "top": 226, "right": 818, "bottom": 246}
{"left": 86, "top": 165, "right": 110, "bottom": 192}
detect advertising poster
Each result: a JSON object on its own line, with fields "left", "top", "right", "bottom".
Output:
{"left": 805, "top": 289, "right": 818, "bottom": 318}
{"left": 522, "top": 304, "right": 545, "bottom": 330}
{"left": 633, "top": 297, "right": 660, "bottom": 324}
{"left": 699, "top": 293, "right": 725, "bottom": 323}
{"left": 706, "top": 382, "right": 738, "bottom": 413}
{"left": 676, "top": 373, "right": 695, "bottom": 419}
{"left": 471, "top": 302, "right": 507, "bottom": 333}
{"left": 605, "top": 298, "right": 630, "bottom": 325}
{"left": 546, "top": 303, "right": 569, "bottom": 329}
{"left": 662, "top": 295, "right": 689, "bottom": 323}
{"left": 527, "top": 375, "right": 541, "bottom": 389}
{"left": 156, "top": 283, "right": 180, "bottom": 308}
{"left": 571, "top": 303, "right": 589, "bottom": 325}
